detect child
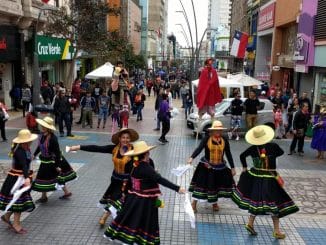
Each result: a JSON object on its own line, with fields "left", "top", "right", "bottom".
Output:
{"left": 26, "top": 106, "right": 40, "bottom": 134}
{"left": 119, "top": 104, "right": 129, "bottom": 128}
{"left": 274, "top": 108, "right": 285, "bottom": 139}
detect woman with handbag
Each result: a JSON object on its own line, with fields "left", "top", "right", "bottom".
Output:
{"left": 0, "top": 102, "right": 9, "bottom": 142}
{"left": 232, "top": 125, "right": 299, "bottom": 239}
{"left": 0, "top": 129, "right": 38, "bottom": 234}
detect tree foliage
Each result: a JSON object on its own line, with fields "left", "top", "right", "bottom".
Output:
{"left": 45, "top": 0, "right": 121, "bottom": 53}
{"left": 44, "top": 0, "right": 146, "bottom": 82}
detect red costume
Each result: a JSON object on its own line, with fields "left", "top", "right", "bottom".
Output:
{"left": 197, "top": 60, "right": 222, "bottom": 114}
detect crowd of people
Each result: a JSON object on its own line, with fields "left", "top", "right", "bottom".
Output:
{"left": 1, "top": 58, "right": 326, "bottom": 244}
{"left": 0, "top": 120, "right": 300, "bottom": 243}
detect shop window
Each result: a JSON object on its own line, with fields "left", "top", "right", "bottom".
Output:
{"left": 318, "top": 73, "right": 326, "bottom": 105}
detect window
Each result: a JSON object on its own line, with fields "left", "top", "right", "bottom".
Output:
{"left": 315, "top": 0, "right": 326, "bottom": 40}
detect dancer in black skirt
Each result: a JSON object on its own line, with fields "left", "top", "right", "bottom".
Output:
{"left": 32, "top": 116, "right": 76, "bottom": 202}
{"left": 232, "top": 125, "right": 299, "bottom": 239}
{"left": 0, "top": 129, "right": 38, "bottom": 234}
{"left": 188, "top": 120, "right": 236, "bottom": 213}
{"left": 68, "top": 128, "right": 139, "bottom": 226}
{"left": 104, "top": 141, "right": 185, "bottom": 245}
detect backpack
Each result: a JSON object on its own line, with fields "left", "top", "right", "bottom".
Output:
{"left": 111, "top": 79, "right": 119, "bottom": 92}
{"left": 135, "top": 94, "right": 142, "bottom": 103}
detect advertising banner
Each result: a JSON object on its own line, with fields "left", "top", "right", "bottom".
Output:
{"left": 36, "top": 35, "right": 75, "bottom": 61}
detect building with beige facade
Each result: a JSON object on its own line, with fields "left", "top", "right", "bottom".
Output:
{"left": 0, "top": 0, "right": 75, "bottom": 107}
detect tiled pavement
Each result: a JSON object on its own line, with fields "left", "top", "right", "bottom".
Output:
{"left": 1, "top": 96, "right": 326, "bottom": 244}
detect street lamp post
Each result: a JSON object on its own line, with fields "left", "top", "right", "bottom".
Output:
{"left": 195, "top": 28, "right": 218, "bottom": 73}
{"left": 32, "top": 5, "right": 58, "bottom": 107}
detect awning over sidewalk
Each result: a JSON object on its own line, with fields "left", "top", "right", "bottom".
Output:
{"left": 85, "top": 62, "right": 114, "bottom": 79}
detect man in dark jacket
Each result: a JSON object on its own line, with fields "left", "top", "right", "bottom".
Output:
{"left": 158, "top": 93, "right": 170, "bottom": 144}
{"left": 289, "top": 102, "right": 310, "bottom": 156}
{"left": 154, "top": 88, "right": 164, "bottom": 130}
{"left": 54, "top": 90, "right": 74, "bottom": 137}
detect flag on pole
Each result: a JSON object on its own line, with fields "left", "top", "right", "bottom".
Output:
{"left": 230, "top": 30, "right": 249, "bottom": 59}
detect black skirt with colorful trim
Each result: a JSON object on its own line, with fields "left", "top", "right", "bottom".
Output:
{"left": 100, "top": 171, "right": 130, "bottom": 212}
{"left": 188, "top": 160, "right": 235, "bottom": 203}
{"left": 57, "top": 156, "right": 77, "bottom": 185}
{"left": 232, "top": 168, "right": 299, "bottom": 218}
{"left": 32, "top": 155, "right": 58, "bottom": 192}
{"left": 104, "top": 193, "right": 160, "bottom": 245}
{"left": 0, "top": 169, "right": 35, "bottom": 213}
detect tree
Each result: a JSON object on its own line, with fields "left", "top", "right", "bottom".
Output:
{"left": 45, "top": 0, "right": 121, "bottom": 87}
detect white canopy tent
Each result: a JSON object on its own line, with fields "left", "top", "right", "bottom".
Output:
{"left": 85, "top": 62, "right": 114, "bottom": 79}
{"left": 227, "top": 73, "right": 263, "bottom": 87}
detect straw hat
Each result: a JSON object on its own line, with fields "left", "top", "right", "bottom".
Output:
{"left": 245, "top": 125, "right": 275, "bottom": 146}
{"left": 111, "top": 128, "right": 139, "bottom": 145}
{"left": 36, "top": 116, "right": 56, "bottom": 131}
{"left": 208, "top": 120, "right": 227, "bottom": 130}
{"left": 13, "top": 129, "right": 38, "bottom": 144}
{"left": 123, "top": 141, "right": 157, "bottom": 156}
{"left": 320, "top": 106, "right": 326, "bottom": 114}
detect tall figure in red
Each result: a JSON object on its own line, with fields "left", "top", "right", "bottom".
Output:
{"left": 197, "top": 58, "right": 222, "bottom": 118}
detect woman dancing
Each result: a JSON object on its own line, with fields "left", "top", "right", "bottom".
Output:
{"left": 68, "top": 128, "right": 139, "bottom": 226}
{"left": 0, "top": 129, "right": 37, "bottom": 234}
{"left": 104, "top": 140, "right": 185, "bottom": 244}
{"left": 232, "top": 125, "right": 299, "bottom": 239}
{"left": 188, "top": 120, "right": 236, "bottom": 213}
{"left": 32, "top": 117, "right": 76, "bottom": 202}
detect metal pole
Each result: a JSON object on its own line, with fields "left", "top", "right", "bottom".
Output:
{"left": 32, "top": 11, "right": 42, "bottom": 106}
{"left": 190, "top": 0, "right": 198, "bottom": 75}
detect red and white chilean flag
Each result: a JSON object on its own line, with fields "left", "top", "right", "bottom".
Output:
{"left": 42, "top": 0, "right": 50, "bottom": 3}
{"left": 230, "top": 30, "right": 249, "bottom": 59}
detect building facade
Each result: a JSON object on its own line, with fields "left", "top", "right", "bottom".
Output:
{"left": 207, "top": 0, "right": 231, "bottom": 71}
{"left": 0, "top": 0, "right": 74, "bottom": 107}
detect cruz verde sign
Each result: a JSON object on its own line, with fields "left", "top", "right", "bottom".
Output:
{"left": 36, "top": 35, "right": 75, "bottom": 61}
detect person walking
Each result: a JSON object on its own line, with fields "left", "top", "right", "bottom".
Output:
{"left": 228, "top": 93, "right": 243, "bottom": 140}
{"left": 0, "top": 102, "right": 8, "bottom": 142}
{"left": 311, "top": 106, "right": 326, "bottom": 159}
{"left": 232, "top": 125, "right": 299, "bottom": 239}
{"left": 158, "top": 93, "right": 171, "bottom": 144}
{"left": 21, "top": 83, "right": 32, "bottom": 117}
{"left": 68, "top": 128, "right": 139, "bottom": 226}
{"left": 188, "top": 120, "right": 236, "bottom": 213}
{"left": 185, "top": 92, "right": 193, "bottom": 119}
{"left": 54, "top": 90, "right": 74, "bottom": 137}
{"left": 244, "top": 91, "right": 260, "bottom": 129}
{"left": 134, "top": 89, "right": 146, "bottom": 122}
{"left": 80, "top": 91, "right": 96, "bottom": 128}
{"left": 104, "top": 140, "right": 185, "bottom": 244}
{"left": 0, "top": 129, "right": 38, "bottom": 234}
{"left": 289, "top": 102, "right": 310, "bottom": 156}
{"left": 287, "top": 96, "right": 300, "bottom": 133}
{"left": 32, "top": 117, "right": 76, "bottom": 203}
{"left": 97, "top": 90, "right": 110, "bottom": 129}
{"left": 153, "top": 88, "right": 164, "bottom": 131}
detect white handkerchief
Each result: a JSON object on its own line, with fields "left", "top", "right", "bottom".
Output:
{"left": 171, "top": 165, "right": 192, "bottom": 177}
{"left": 66, "top": 146, "right": 76, "bottom": 153}
{"left": 184, "top": 193, "right": 196, "bottom": 229}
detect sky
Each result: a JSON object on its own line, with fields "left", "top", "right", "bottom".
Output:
{"left": 167, "top": 0, "right": 209, "bottom": 48}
